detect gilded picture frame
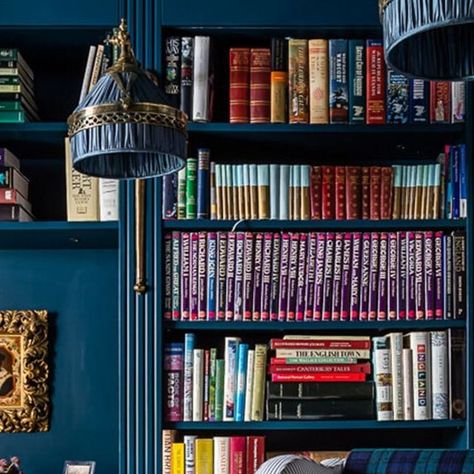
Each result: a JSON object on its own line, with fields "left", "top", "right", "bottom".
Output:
{"left": 0, "top": 310, "right": 49, "bottom": 432}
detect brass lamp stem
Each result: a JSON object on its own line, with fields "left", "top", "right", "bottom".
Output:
{"left": 134, "top": 179, "right": 146, "bottom": 294}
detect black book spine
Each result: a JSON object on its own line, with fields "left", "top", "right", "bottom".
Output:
{"left": 164, "top": 36, "right": 181, "bottom": 107}
{"left": 271, "top": 38, "right": 287, "bottom": 71}
{"left": 162, "top": 173, "right": 178, "bottom": 219}
{"left": 452, "top": 231, "right": 466, "bottom": 319}
{"left": 449, "top": 328, "right": 466, "bottom": 419}
{"left": 266, "top": 381, "right": 374, "bottom": 400}
{"left": 180, "top": 37, "right": 194, "bottom": 118}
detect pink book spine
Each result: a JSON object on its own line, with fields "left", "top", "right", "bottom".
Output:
{"left": 295, "top": 233, "right": 308, "bottom": 321}
{"left": 313, "top": 233, "right": 326, "bottom": 321}
{"left": 304, "top": 232, "right": 317, "bottom": 321}
{"left": 190, "top": 232, "right": 199, "bottom": 320}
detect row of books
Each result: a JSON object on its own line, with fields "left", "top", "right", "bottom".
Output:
{"left": 0, "top": 148, "right": 33, "bottom": 221}
{"left": 162, "top": 144, "right": 466, "bottom": 221}
{"left": 163, "top": 431, "right": 265, "bottom": 474}
{"left": 164, "top": 334, "right": 268, "bottom": 422}
{"left": 0, "top": 48, "right": 39, "bottom": 122}
{"left": 163, "top": 230, "right": 466, "bottom": 323}
{"left": 373, "top": 330, "right": 465, "bottom": 421}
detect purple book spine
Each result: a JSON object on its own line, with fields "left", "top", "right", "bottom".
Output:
{"left": 359, "top": 232, "right": 371, "bottom": 320}
{"left": 190, "top": 232, "right": 199, "bottom": 320}
{"left": 445, "top": 234, "right": 453, "bottom": 319}
{"left": 243, "top": 232, "right": 255, "bottom": 321}
{"left": 340, "top": 232, "right": 352, "bottom": 321}
{"left": 278, "top": 233, "right": 290, "bottom": 321}
{"left": 424, "top": 231, "right": 435, "bottom": 320}
{"left": 313, "top": 232, "right": 326, "bottom": 321}
{"left": 207, "top": 232, "right": 217, "bottom": 320}
{"left": 252, "top": 233, "right": 264, "bottom": 320}
{"left": 225, "top": 232, "right": 237, "bottom": 321}
{"left": 350, "top": 232, "right": 362, "bottom": 321}
{"left": 322, "top": 232, "right": 335, "bottom": 321}
{"left": 387, "top": 232, "right": 398, "bottom": 320}
{"left": 407, "top": 231, "right": 416, "bottom": 320}
{"left": 180, "top": 232, "right": 191, "bottom": 320}
{"left": 162, "top": 173, "right": 178, "bottom": 219}
{"left": 304, "top": 232, "right": 317, "bottom": 321}
{"left": 216, "top": 232, "right": 228, "bottom": 321}
{"left": 367, "top": 232, "right": 379, "bottom": 321}
{"left": 434, "top": 231, "right": 444, "bottom": 319}
{"left": 198, "top": 232, "right": 208, "bottom": 320}
{"left": 414, "top": 232, "right": 425, "bottom": 320}
{"left": 398, "top": 231, "right": 408, "bottom": 319}
{"left": 270, "top": 232, "right": 281, "bottom": 321}
{"left": 377, "top": 232, "right": 388, "bottom": 321}
{"left": 295, "top": 233, "right": 308, "bottom": 321}
{"left": 164, "top": 233, "right": 173, "bottom": 320}
{"left": 233, "top": 232, "right": 245, "bottom": 321}
{"left": 261, "top": 232, "right": 273, "bottom": 321}
{"left": 171, "top": 232, "right": 181, "bottom": 321}
{"left": 331, "top": 233, "right": 344, "bottom": 321}
{"left": 164, "top": 342, "right": 184, "bottom": 422}
{"left": 287, "top": 233, "right": 300, "bottom": 321}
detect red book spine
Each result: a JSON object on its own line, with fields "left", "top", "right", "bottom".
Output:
{"left": 230, "top": 436, "right": 247, "bottom": 474}
{"left": 335, "top": 166, "right": 346, "bottom": 220}
{"left": 366, "top": 39, "right": 386, "bottom": 124}
{"left": 380, "top": 167, "right": 393, "bottom": 220}
{"left": 268, "top": 362, "right": 371, "bottom": 373}
{"left": 229, "top": 48, "right": 250, "bottom": 123}
{"left": 361, "top": 167, "right": 370, "bottom": 219}
{"left": 345, "top": 166, "right": 361, "bottom": 219}
{"left": 246, "top": 436, "right": 265, "bottom": 474}
{"left": 271, "top": 373, "right": 367, "bottom": 382}
{"left": 250, "top": 48, "right": 271, "bottom": 123}
{"left": 321, "top": 166, "right": 335, "bottom": 219}
{"left": 270, "top": 339, "right": 370, "bottom": 349}
{"left": 310, "top": 166, "right": 322, "bottom": 219}
{"left": 369, "top": 166, "right": 381, "bottom": 219}
{"left": 430, "top": 81, "right": 451, "bottom": 124}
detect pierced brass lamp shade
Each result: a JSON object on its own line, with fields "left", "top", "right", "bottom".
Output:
{"left": 67, "top": 19, "right": 187, "bottom": 179}
{"left": 381, "top": 0, "right": 474, "bottom": 80}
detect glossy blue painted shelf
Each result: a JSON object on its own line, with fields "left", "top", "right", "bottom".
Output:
{"left": 169, "top": 420, "right": 466, "bottom": 431}
{"left": 163, "top": 219, "right": 466, "bottom": 231}
{"left": 0, "top": 221, "right": 119, "bottom": 249}
{"left": 164, "top": 320, "right": 465, "bottom": 331}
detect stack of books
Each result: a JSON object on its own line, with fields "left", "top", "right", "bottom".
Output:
{"left": 0, "top": 148, "right": 32, "bottom": 221}
{"left": 372, "top": 330, "right": 465, "bottom": 421}
{"left": 0, "top": 49, "right": 39, "bottom": 122}
{"left": 163, "top": 431, "right": 265, "bottom": 474}
{"left": 164, "top": 334, "right": 268, "bottom": 423}
{"left": 162, "top": 144, "right": 466, "bottom": 221}
{"left": 266, "top": 335, "right": 374, "bottom": 420}
{"left": 164, "top": 230, "right": 466, "bottom": 323}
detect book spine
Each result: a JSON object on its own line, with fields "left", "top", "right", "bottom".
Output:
{"left": 398, "top": 232, "right": 408, "bottom": 319}
{"left": 215, "top": 359, "right": 225, "bottom": 421}
{"left": 183, "top": 333, "right": 195, "bottom": 421}
{"left": 331, "top": 233, "right": 344, "bottom": 321}
{"left": 451, "top": 81, "right": 465, "bottom": 123}
{"left": 313, "top": 233, "right": 326, "bottom": 320}
{"left": 172, "top": 443, "right": 185, "bottom": 474}
{"left": 192, "top": 349, "right": 204, "bottom": 421}
{"left": 270, "top": 373, "right": 366, "bottom": 383}
{"left": 197, "top": 149, "right": 210, "bottom": 219}
{"left": 430, "top": 81, "right": 451, "bottom": 123}
{"left": 269, "top": 232, "right": 281, "bottom": 320}
{"left": 350, "top": 232, "right": 362, "bottom": 321}
{"left": 233, "top": 232, "right": 245, "bottom": 321}
{"left": 348, "top": 40, "right": 365, "bottom": 123}
{"left": 246, "top": 436, "right": 265, "bottom": 474}
{"left": 345, "top": 166, "right": 361, "bottom": 219}
{"left": 257, "top": 164, "right": 270, "bottom": 219}
{"left": 216, "top": 233, "right": 228, "bottom": 321}
{"left": 162, "top": 430, "right": 177, "bottom": 474}
{"left": 369, "top": 166, "right": 381, "bottom": 219}
{"left": 269, "top": 164, "right": 280, "bottom": 219}
{"left": 243, "top": 164, "right": 251, "bottom": 219}
{"left": 453, "top": 231, "right": 466, "bottom": 319}
{"left": 459, "top": 144, "right": 467, "bottom": 218}
{"left": 244, "top": 349, "right": 255, "bottom": 422}
{"left": 229, "top": 437, "right": 246, "bottom": 474}
{"left": 181, "top": 233, "right": 191, "bottom": 320}
{"left": 184, "top": 435, "right": 197, "bottom": 474}
{"left": 359, "top": 232, "right": 371, "bottom": 320}
{"left": 99, "top": 178, "right": 119, "bottom": 221}
{"left": 207, "top": 232, "right": 217, "bottom": 320}
{"left": 386, "top": 67, "right": 409, "bottom": 123}
{"left": 321, "top": 166, "right": 335, "bottom": 219}
{"left": 279, "top": 164, "right": 290, "bottom": 219}
{"left": 225, "top": 232, "right": 236, "bottom": 321}
{"left": 229, "top": 48, "right": 250, "bottom": 123}
{"left": 177, "top": 168, "right": 187, "bottom": 219}
{"left": 407, "top": 231, "right": 416, "bottom": 319}
{"left": 250, "top": 48, "right": 271, "bottom": 123}
{"left": 186, "top": 158, "right": 198, "bottom": 219}
{"left": 203, "top": 349, "right": 210, "bottom": 420}
{"left": 431, "top": 330, "right": 448, "bottom": 419}
{"left": 449, "top": 328, "right": 466, "bottom": 419}
{"left": 434, "top": 231, "right": 444, "bottom": 319}
{"left": 322, "top": 233, "right": 335, "bottom": 321}
{"left": 334, "top": 166, "right": 345, "bottom": 220}
{"left": 198, "top": 232, "right": 207, "bottom": 320}
{"left": 368, "top": 232, "right": 379, "bottom": 321}
{"left": 223, "top": 337, "right": 240, "bottom": 421}
{"left": 180, "top": 37, "right": 194, "bottom": 118}
{"left": 445, "top": 234, "right": 453, "bottom": 319}
{"left": 388, "top": 333, "right": 404, "bottom": 420}
{"left": 310, "top": 166, "right": 322, "bottom": 219}
{"left": 195, "top": 439, "right": 213, "bottom": 474}
{"left": 376, "top": 232, "right": 388, "bottom": 321}
{"left": 270, "top": 38, "right": 287, "bottom": 124}
{"left": 361, "top": 166, "right": 370, "bottom": 219}
{"left": 192, "top": 36, "right": 211, "bottom": 122}
{"left": 164, "top": 37, "right": 180, "bottom": 106}
{"left": 261, "top": 232, "right": 273, "bottom": 320}
{"left": 251, "top": 344, "right": 267, "bottom": 421}
{"left": 391, "top": 165, "right": 402, "bottom": 219}
{"left": 387, "top": 232, "right": 398, "bottom": 320}
{"left": 234, "top": 343, "right": 248, "bottom": 422}
{"left": 288, "top": 39, "right": 309, "bottom": 123}
{"left": 213, "top": 437, "right": 230, "bottom": 474}
{"left": 304, "top": 233, "right": 317, "bottom": 320}
{"left": 287, "top": 233, "right": 300, "bottom": 321}
{"left": 232, "top": 165, "right": 239, "bottom": 219}
{"left": 424, "top": 231, "right": 435, "bottom": 320}
{"left": 271, "top": 356, "right": 358, "bottom": 365}
{"left": 372, "top": 336, "right": 393, "bottom": 420}
{"left": 190, "top": 233, "right": 199, "bottom": 320}
{"left": 171, "top": 232, "right": 181, "bottom": 320}
{"left": 252, "top": 233, "right": 264, "bottom": 321}
{"left": 208, "top": 348, "right": 217, "bottom": 421}
{"left": 243, "top": 232, "right": 255, "bottom": 321}
{"left": 329, "top": 39, "right": 348, "bottom": 123}
{"left": 249, "top": 164, "right": 258, "bottom": 219}
{"left": 380, "top": 167, "right": 393, "bottom": 220}
{"left": 79, "top": 45, "right": 97, "bottom": 102}
{"left": 295, "top": 233, "right": 308, "bottom": 321}
{"left": 409, "top": 79, "right": 429, "bottom": 123}
{"left": 275, "top": 348, "right": 370, "bottom": 359}
{"left": 164, "top": 343, "right": 184, "bottom": 422}
{"left": 366, "top": 39, "right": 386, "bottom": 124}
{"left": 164, "top": 234, "right": 173, "bottom": 320}
{"left": 278, "top": 233, "right": 290, "bottom": 321}
{"left": 300, "top": 165, "right": 311, "bottom": 220}
{"left": 402, "top": 348, "right": 413, "bottom": 420}
{"left": 268, "top": 362, "right": 371, "bottom": 374}
{"left": 308, "top": 39, "right": 329, "bottom": 124}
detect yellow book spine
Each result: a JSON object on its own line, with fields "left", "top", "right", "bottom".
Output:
{"left": 270, "top": 71, "right": 288, "bottom": 123}
{"left": 195, "top": 439, "right": 213, "bottom": 474}
{"left": 162, "top": 430, "right": 178, "bottom": 474}
{"left": 171, "top": 443, "right": 185, "bottom": 474}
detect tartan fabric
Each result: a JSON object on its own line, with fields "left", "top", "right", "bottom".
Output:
{"left": 344, "top": 449, "right": 474, "bottom": 474}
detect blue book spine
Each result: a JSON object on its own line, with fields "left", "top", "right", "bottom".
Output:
{"left": 183, "top": 333, "right": 195, "bottom": 421}
{"left": 409, "top": 79, "right": 429, "bottom": 123}
{"left": 451, "top": 146, "right": 460, "bottom": 219}
{"left": 459, "top": 144, "right": 467, "bottom": 218}
{"left": 329, "top": 39, "right": 349, "bottom": 124}
{"left": 348, "top": 39, "right": 365, "bottom": 123}
{"left": 234, "top": 343, "right": 249, "bottom": 422}
{"left": 197, "top": 148, "right": 210, "bottom": 219}
{"left": 207, "top": 232, "right": 217, "bottom": 320}
{"left": 387, "top": 68, "right": 409, "bottom": 124}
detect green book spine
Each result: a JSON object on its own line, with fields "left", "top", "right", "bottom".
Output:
{"left": 0, "top": 49, "right": 19, "bottom": 61}
{"left": 177, "top": 168, "right": 187, "bottom": 219}
{"left": 214, "top": 358, "right": 225, "bottom": 422}
{"left": 208, "top": 348, "right": 217, "bottom": 421}
{"left": 186, "top": 158, "right": 197, "bottom": 218}
{"left": 0, "top": 110, "right": 26, "bottom": 122}
{"left": 0, "top": 77, "right": 21, "bottom": 85}
{"left": 0, "top": 101, "right": 23, "bottom": 111}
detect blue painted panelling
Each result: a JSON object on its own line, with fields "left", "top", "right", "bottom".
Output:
{"left": 0, "top": 0, "right": 120, "bottom": 26}
{"left": 161, "top": 0, "right": 380, "bottom": 27}
{"left": 0, "top": 249, "right": 118, "bottom": 474}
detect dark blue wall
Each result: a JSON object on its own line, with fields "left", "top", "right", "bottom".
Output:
{"left": 0, "top": 249, "right": 118, "bottom": 474}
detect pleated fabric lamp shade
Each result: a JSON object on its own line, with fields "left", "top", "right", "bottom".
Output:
{"left": 381, "top": 0, "right": 474, "bottom": 80}
{"left": 67, "top": 19, "right": 187, "bottom": 179}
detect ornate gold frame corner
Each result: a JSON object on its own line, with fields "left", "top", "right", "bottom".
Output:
{"left": 0, "top": 310, "right": 49, "bottom": 432}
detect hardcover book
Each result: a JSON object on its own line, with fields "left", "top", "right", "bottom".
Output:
{"left": 288, "top": 39, "right": 309, "bottom": 123}
{"left": 348, "top": 40, "right": 365, "bottom": 123}
{"left": 250, "top": 48, "right": 271, "bottom": 123}
{"left": 229, "top": 48, "right": 250, "bottom": 123}
{"left": 366, "top": 39, "right": 386, "bottom": 124}
{"left": 329, "top": 39, "right": 348, "bottom": 123}
{"left": 308, "top": 39, "right": 329, "bottom": 124}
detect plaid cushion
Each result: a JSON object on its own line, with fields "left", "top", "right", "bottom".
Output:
{"left": 344, "top": 449, "right": 474, "bottom": 474}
